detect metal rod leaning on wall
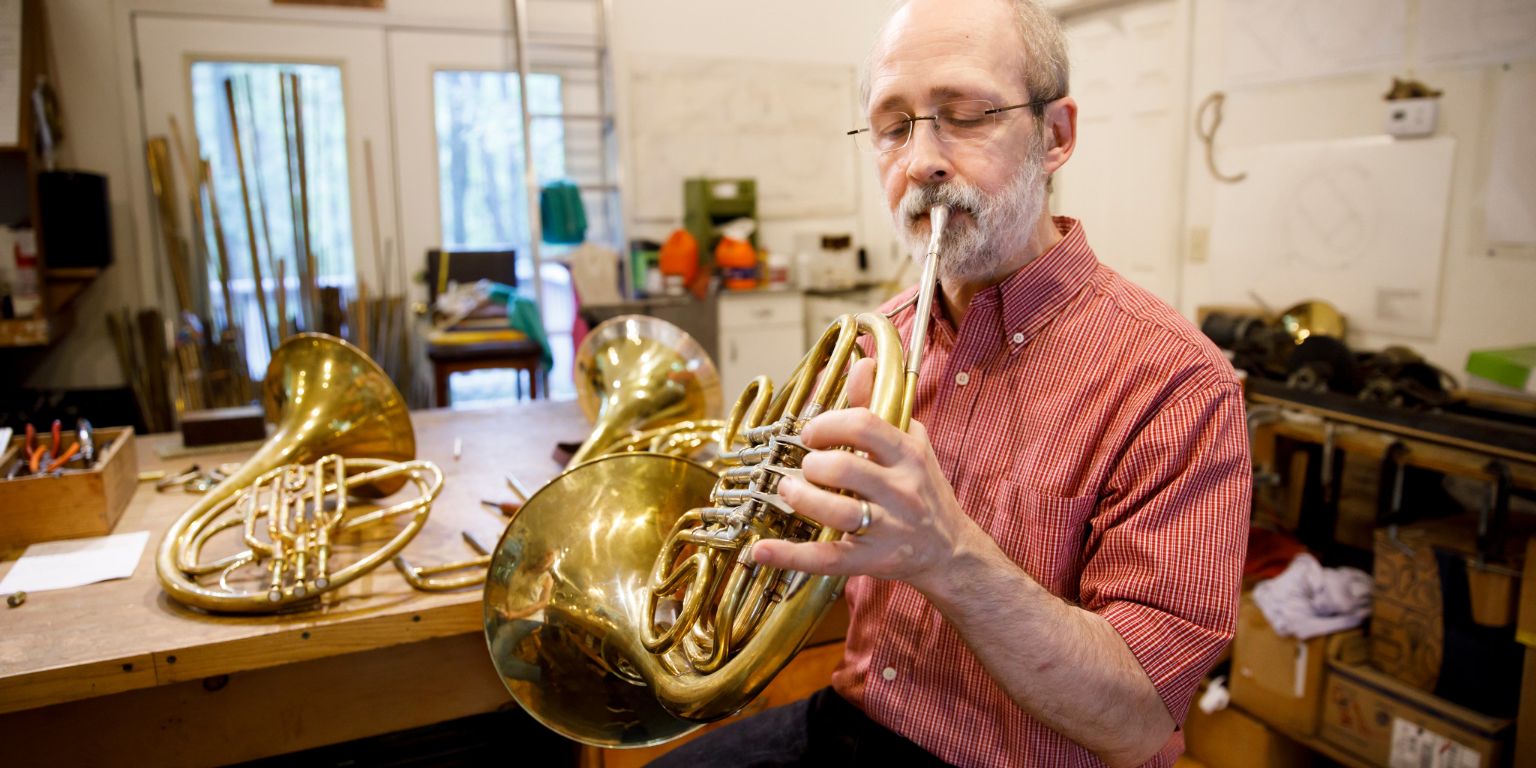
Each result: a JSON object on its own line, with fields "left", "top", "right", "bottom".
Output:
{"left": 242, "top": 74, "right": 281, "bottom": 328}
{"left": 166, "top": 117, "right": 215, "bottom": 328}
{"left": 275, "top": 257, "right": 290, "bottom": 340}
{"left": 196, "top": 160, "right": 238, "bottom": 334}
{"left": 201, "top": 157, "right": 255, "bottom": 406}
{"left": 145, "top": 139, "right": 195, "bottom": 316}
{"left": 168, "top": 117, "right": 239, "bottom": 408}
{"left": 278, "top": 72, "right": 308, "bottom": 331}
{"left": 290, "top": 73, "right": 320, "bottom": 325}
{"left": 225, "top": 77, "right": 276, "bottom": 355}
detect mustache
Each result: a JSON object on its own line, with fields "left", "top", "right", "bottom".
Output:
{"left": 898, "top": 181, "right": 986, "bottom": 224}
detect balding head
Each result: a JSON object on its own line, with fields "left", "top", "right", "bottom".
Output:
{"left": 862, "top": 0, "right": 1069, "bottom": 114}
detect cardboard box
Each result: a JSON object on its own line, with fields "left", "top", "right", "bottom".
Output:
{"left": 1320, "top": 634, "right": 1511, "bottom": 768}
{"left": 1518, "top": 537, "right": 1536, "bottom": 648}
{"left": 1184, "top": 693, "right": 1314, "bottom": 768}
{"left": 0, "top": 427, "right": 137, "bottom": 549}
{"left": 1229, "top": 595, "right": 1339, "bottom": 736}
{"left": 1370, "top": 527, "right": 1446, "bottom": 690}
{"left": 1465, "top": 345, "right": 1536, "bottom": 395}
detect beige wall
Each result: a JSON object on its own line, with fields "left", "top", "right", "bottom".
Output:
{"left": 1178, "top": 0, "right": 1536, "bottom": 378}
{"left": 25, "top": 0, "right": 142, "bottom": 389}
{"left": 26, "top": 0, "right": 1531, "bottom": 390}
{"left": 28, "top": 0, "right": 898, "bottom": 390}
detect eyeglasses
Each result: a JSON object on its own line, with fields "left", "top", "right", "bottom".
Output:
{"left": 846, "top": 99, "right": 1054, "bottom": 154}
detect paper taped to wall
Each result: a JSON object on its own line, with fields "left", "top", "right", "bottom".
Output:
{"left": 1417, "top": 0, "right": 1536, "bottom": 66}
{"left": 628, "top": 56, "right": 858, "bottom": 222}
{"left": 1207, "top": 137, "right": 1456, "bottom": 339}
{"left": 1486, "top": 62, "right": 1536, "bottom": 247}
{"left": 1223, "top": 0, "right": 1407, "bottom": 88}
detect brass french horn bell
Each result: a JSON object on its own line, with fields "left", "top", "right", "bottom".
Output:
{"left": 156, "top": 333, "right": 441, "bottom": 613}
{"left": 568, "top": 314, "right": 723, "bottom": 466}
{"left": 484, "top": 206, "right": 953, "bottom": 746}
{"left": 1278, "top": 300, "right": 1345, "bottom": 345}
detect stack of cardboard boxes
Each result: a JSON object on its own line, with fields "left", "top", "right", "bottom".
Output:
{"left": 1187, "top": 524, "right": 1524, "bottom": 768}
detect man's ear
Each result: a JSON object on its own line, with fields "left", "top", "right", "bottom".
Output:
{"left": 1041, "top": 96, "right": 1077, "bottom": 176}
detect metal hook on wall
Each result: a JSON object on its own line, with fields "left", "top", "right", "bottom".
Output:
{"left": 1197, "top": 91, "right": 1246, "bottom": 184}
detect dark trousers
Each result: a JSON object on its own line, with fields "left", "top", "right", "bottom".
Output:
{"left": 646, "top": 687, "right": 951, "bottom": 767}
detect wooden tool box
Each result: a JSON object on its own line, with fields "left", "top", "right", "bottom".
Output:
{"left": 0, "top": 427, "right": 138, "bottom": 549}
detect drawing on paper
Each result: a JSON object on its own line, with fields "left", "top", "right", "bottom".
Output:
{"left": 1283, "top": 165, "right": 1380, "bottom": 271}
{"left": 629, "top": 58, "right": 858, "bottom": 221}
{"left": 1204, "top": 137, "right": 1455, "bottom": 339}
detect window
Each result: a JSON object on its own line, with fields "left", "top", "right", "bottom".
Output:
{"left": 434, "top": 70, "right": 578, "bottom": 402}
{"left": 190, "top": 61, "right": 353, "bottom": 375}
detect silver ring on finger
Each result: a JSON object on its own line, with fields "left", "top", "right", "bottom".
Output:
{"left": 852, "top": 499, "right": 873, "bottom": 537}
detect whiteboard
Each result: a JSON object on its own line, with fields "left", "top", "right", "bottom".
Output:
{"left": 1207, "top": 137, "right": 1456, "bottom": 339}
{"left": 628, "top": 56, "right": 859, "bottom": 222}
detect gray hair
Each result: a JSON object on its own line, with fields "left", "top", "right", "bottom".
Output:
{"left": 860, "top": 0, "right": 1070, "bottom": 114}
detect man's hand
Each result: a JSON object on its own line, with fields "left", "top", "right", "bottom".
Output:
{"left": 748, "top": 357, "right": 982, "bottom": 593}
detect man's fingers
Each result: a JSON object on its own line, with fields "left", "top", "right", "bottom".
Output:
{"left": 845, "top": 357, "right": 876, "bottom": 409}
{"left": 750, "top": 538, "right": 858, "bottom": 575}
{"left": 800, "top": 408, "right": 909, "bottom": 466}
{"left": 779, "top": 476, "right": 867, "bottom": 533}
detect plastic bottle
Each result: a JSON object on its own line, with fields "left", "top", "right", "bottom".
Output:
{"left": 11, "top": 227, "right": 39, "bottom": 318}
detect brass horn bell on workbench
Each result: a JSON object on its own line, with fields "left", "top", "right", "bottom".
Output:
{"left": 155, "top": 333, "right": 443, "bottom": 613}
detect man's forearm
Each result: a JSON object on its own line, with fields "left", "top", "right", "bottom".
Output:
{"left": 914, "top": 527, "right": 1175, "bottom": 768}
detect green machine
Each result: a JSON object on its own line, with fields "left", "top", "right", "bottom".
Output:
{"left": 683, "top": 178, "right": 757, "bottom": 273}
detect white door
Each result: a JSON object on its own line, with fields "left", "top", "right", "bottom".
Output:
{"left": 388, "top": 28, "right": 608, "bottom": 400}
{"left": 132, "top": 15, "right": 397, "bottom": 370}
{"left": 1052, "top": 0, "right": 1190, "bottom": 305}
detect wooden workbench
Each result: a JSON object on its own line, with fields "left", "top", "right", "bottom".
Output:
{"left": 0, "top": 401, "right": 589, "bottom": 764}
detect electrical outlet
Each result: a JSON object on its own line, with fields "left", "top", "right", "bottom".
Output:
{"left": 1385, "top": 98, "right": 1437, "bottom": 138}
{"left": 1188, "top": 226, "right": 1210, "bottom": 264}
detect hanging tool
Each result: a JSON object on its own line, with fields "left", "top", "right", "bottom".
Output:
{"left": 1196, "top": 91, "right": 1246, "bottom": 184}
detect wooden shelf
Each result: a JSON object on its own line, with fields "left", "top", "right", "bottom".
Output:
{"left": 44, "top": 267, "right": 101, "bottom": 281}
{"left": 1260, "top": 418, "right": 1536, "bottom": 492}
{"left": 0, "top": 315, "right": 64, "bottom": 347}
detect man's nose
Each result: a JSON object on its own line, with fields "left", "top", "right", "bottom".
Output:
{"left": 903, "top": 119, "right": 954, "bottom": 185}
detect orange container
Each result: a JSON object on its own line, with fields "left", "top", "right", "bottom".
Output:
{"left": 658, "top": 229, "right": 698, "bottom": 283}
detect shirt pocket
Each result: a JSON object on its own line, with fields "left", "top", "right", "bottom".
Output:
{"left": 988, "top": 482, "right": 1098, "bottom": 601}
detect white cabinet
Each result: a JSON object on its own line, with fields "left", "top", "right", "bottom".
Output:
{"left": 803, "top": 287, "right": 887, "bottom": 347}
{"left": 717, "top": 291, "right": 805, "bottom": 402}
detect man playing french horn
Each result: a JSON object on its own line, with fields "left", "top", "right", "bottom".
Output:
{"left": 656, "top": 0, "right": 1251, "bottom": 765}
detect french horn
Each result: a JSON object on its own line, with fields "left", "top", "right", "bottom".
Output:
{"left": 483, "top": 207, "right": 953, "bottom": 746}
{"left": 568, "top": 314, "right": 724, "bottom": 466}
{"left": 394, "top": 316, "right": 727, "bottom": 591}
{"left": 155, "top": 333, "right": 443, "bottom": 613}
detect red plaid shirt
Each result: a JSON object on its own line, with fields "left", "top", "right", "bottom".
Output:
{"left": 833, "top": 217, "right": 1250, "bottom": 767}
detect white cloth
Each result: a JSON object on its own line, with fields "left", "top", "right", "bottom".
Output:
{"left": 1252, "top": 553, "right": 1372, "bottom": 639}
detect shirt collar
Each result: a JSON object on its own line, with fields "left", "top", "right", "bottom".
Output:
{"left": 930, "top": 216, "right": 1098, "bottom": 347}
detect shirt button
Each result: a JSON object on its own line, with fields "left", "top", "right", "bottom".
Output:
{"left": 882, "top": 666, "right": 897, "bottom": 681}
{"left": 955, "top": 371, "right": 970, "bottom": 386}
{"left": 1012, "top": 332, "right": 1025, "bottom": 344}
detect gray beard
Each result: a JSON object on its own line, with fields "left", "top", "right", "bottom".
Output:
{"left": 894, "top": 144, "right": 1048, "bottom": 287}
